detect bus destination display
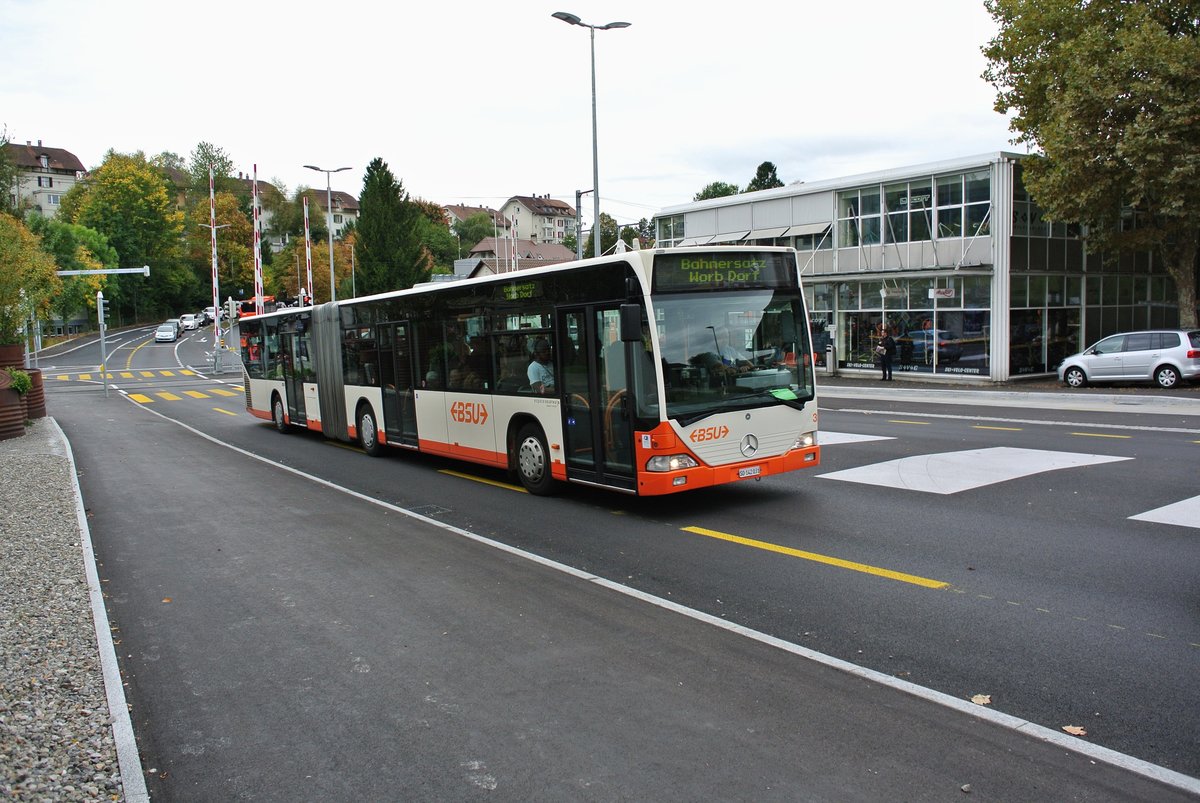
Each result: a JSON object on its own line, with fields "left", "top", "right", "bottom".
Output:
{"left": 653, "top": 252, "right": 796, "bottom": 292}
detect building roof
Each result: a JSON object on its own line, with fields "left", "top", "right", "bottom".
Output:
{"left": 6, "top": 141, "right": 86, "bottom": 173}
{"left": 506, "top": 195, "right": 576, "bottom": 217}
{"left": 445, "top": 204, "right": 504, "bottom": 225}
{"left": 301, "top": 188, "right": 359, "bottom": 212}
{"left": 468, "top": 237, "right": 574, "bottom": 261}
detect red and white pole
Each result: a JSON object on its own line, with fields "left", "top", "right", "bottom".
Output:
{"left": 303, "top": 196, "right": 313, "bottom": 305}
{"left": 252, "top": 164, "right": 264, "bottom": 316}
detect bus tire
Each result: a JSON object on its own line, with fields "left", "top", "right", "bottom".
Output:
{"left": 272, "top": 394, "right": 288, "bottom": 433}
{"left": 358, "top": 404, "right": 384, "bottom": 457}
{"left": 515, "top": 423, "right": 555, "bottom": 496}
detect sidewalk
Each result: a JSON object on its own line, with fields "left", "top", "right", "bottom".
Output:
{"left": 815, "top": 370, "right": 1200, "bottom": 416}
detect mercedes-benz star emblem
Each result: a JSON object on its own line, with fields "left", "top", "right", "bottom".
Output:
{"left": 740, "top": 434, "right": 759, "bottom": 457}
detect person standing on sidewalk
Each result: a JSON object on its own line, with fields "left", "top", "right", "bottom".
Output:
{"left": 879, "top": 327, "right": 896, "bottom": 381}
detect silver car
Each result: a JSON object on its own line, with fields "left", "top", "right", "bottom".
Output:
{"left": 1057, "top": 329, "right": 1200, "bottom": 389}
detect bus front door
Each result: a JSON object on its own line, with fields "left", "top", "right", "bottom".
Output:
{"left": 378, "top": 322, "right": 419, "bottom": 447}
{"left": 558, "top": 307, "right": 634, "bottom": 491}
{"left": 279, "top": 332, "right": 307, "bottom": 426}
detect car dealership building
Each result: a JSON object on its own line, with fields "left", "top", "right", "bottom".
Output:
{"left": 655, "top": 153, "right": 1184, "bottom": 382}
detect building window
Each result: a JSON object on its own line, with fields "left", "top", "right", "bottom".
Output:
{"left": 884, "top": 180, "right": 933, "bottom": 243}
{"left": 47, "top": 194, "right": 61, "bottom": 205}
{"left": 334, "top": 214, "right": 343, "bottom": 224}
{"left": 37, "top": 176, "right": 53, "bottom": 188}
{"left": 838, "top": 187, "right": 881, "bottom": 247}
{"left": 39, "top": 155, "right": 49, "bottom": 168}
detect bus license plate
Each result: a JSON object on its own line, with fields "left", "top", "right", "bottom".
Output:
{"left": 738, "top": 466, "right": 762, "bottom": 478}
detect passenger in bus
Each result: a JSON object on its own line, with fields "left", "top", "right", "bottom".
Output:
{"left": 527, "top": 338, "right": 555, "bottom": 394}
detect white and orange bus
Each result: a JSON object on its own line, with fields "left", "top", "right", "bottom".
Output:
{"left": 237, "top": 246, "right": 820, "bottom": 495}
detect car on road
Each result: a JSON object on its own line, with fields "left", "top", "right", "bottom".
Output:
{"left": 154, "top": 323, "right": 179, "bottom": 343}
{"left": 1057, "top": 329, "right": 1200, "bottom": 389}
{"left": 179, "top": 313, "right": 200, "bottom": 331}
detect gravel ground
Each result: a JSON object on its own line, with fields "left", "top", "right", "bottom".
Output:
{"left": 0, "top": 418, "right": 126, "bottom": 801}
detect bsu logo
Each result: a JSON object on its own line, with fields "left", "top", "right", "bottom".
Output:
{"left": 450, "top": 401, "right": 488, "bottom": 425}
{"left": 688, "top": 425, "right": 729, "bottom": 443}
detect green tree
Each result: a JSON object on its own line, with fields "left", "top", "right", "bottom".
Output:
{"left": 0, "top": 127, "right": 18, "bottom": 217}
{"left": 694, "top": 181, "right": 740, "bottom": 202}
{"left": 355, "top": 157, "right": 431, "bottom": 294}
{"left": 984, "top": 0, "right": 1200, "bottom": 327}
{"left": 453, "top": 212, "right": 498, "bottom": 253}
{"left": 183, "top": 192, "right": 253, "bottom": 303}
{"left": 583, "top": 212, "right": 620, "bottom": 257}
{"left": 188, "top": 142, "right": 238, "bottom": 198}
{"left": 0, "top": 213, "right": 62, "bottom": 343}
{"left": 59, "top": 150, "right": 187, "bottom": 321}
{"left": 745, "top": 161, "right": 784, "bottom": 193}
{"left": 26, "top": 214, "right": 118, "bottom": 326}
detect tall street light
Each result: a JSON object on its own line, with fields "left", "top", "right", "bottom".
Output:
{"left": 304, "top": 164, "right": 351, "bottom": 302}
{"left": 552, "top": 11, "right": 630, "bottom": 258}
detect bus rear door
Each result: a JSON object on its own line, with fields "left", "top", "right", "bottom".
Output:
{"left": 557, "top": 306, "right": 635, "bottom": 491}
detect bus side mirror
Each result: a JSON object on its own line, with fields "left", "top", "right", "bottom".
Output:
{"left": 619, "top": 304, "right": 642, "bottom": 342}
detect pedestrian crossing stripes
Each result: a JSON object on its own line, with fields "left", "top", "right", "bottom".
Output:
{"left": 126, "top": 386, "right": 241, "bottom": 403}
{"left": 818, "top": 438, "right": 1197, "bottom": 531}
{"left": 54, "top": 369, "right": 199, "bottom": 381}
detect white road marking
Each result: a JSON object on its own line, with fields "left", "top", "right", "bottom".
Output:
{"left": 1130, "top": 495, "right": 1200, "bottom": 529}
{"left": 820, "top": 431, "right": 894, "bottom": 445}
{"left": 818, "top": 446, "right": 1132, "bottom": 495}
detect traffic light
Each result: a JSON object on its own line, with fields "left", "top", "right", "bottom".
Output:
{"left": 225, "top": 297, "right": 239, "bottom": 323}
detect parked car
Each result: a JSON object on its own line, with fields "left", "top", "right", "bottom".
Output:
{"left": 202, "top": 307, "right": 216, "bottom": 325}
{"left": 179, "top": 313, "right": 199, "bottom": 331}
{"left": 1058, "top": 329, "right": 1200, "bottom": 389}
{"left": 154, "top": 323, "right": 178, "bottom": 343}
{"left": 896, "top": 328, "right": 963, "bottom": 364}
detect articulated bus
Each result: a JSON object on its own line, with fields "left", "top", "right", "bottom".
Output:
{"left": 237, "top": 246, "right": 820, "bottom": 495}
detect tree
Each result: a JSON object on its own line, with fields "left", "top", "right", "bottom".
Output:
{"left": 183, "top": 192, "right": 253, "bottom": 302}
{"left": 0, "top": 127, "right": 18, "bottom": 217}
{"left": 59, "top": 150, "right": 187, "bottom": 321}
{"left": 453, "top": 212, "right": 498, "bottom": 253}
{"left": 26, "top": 214, "right": 119, "bottom": 327}
{"left": 0, "top": 213, "right": 61, "bottom": 343}
{"left": 745, "top": 161, "right": 784, "bottom": 193}
{"left": 188, "top": 142, "right": 238, "bottom": 198}
{"left": 694, "top": 181, "right": 740, "bottom": 202}
{"left": 355, "top": 157, "right": 431, "bottom": 294}
{"left": 984, "top": 0, "right": 1200, "bottom": 327}
{"left": 583, "top": 212, "right": 620, "bottom": 257}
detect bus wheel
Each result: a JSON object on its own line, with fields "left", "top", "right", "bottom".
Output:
{"left": 515, "top": 423, "right": 555, "bottom": 495}
{"left": 358, "top": 405, "right": 384, "bottom": 457}
{"left": 272, "top": 394, "right": 288, "bottom": 433}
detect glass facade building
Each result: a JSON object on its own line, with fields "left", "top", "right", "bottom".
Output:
{"left": 655, "top": 153, "right": 1183, "bottom": 382}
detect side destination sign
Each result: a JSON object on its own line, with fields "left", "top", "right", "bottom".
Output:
{"left": 653, "top": 251, "right": 796, "bottom": 292}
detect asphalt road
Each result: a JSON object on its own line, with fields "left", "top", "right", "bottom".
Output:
{"left": 38, "top": 325, "right": 1200, "bottom": 800}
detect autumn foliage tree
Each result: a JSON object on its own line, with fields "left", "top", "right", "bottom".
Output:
{"left": 984, "top": 0, "right": 1200, "bottom": 327}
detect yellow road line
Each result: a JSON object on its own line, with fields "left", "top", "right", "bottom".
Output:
{"left": 55, "top": 374, "right": 68, "bottom": 381}
{"left": 208, "top": 388, "right": 238, "bottom": 397}
{"left": 889, "top": 419, "right": 930, "bottom": 425}
{"left": 120, "top": 372, "right": 134, "bottom": 379}
{"left": 180, "top": 369, "right": 196, "bottom": 376}
{"left": 974, "top": 425, "right": 1022, "bottom": 431}
{"left": 439, "top": 469, "right": 528, "bottom": 493}
{"left": 139, "top": 371, "right": 155, "bottom": 377}
{"left": 128, "top": 393, "right": 153, "bottom": 403}
{"left": 1070, "top": 432, "right": 1131, "bottom": 439}
{"left": 155, "top": 392, "right": 182, "bottom": 401}
{"left": 160, "top": 370, "right": 176, "bottom": 377}
{"left": 79, "top": 373, "right": 92, "bottom": 380}
{"left": 183, "top": 390, "right": 210, "bottom": 399}
{"left": 681, "top": 526, "right": 949, "bottom": 589}
{"left": 212, "top": 407, "right": 238, "bottom": 416}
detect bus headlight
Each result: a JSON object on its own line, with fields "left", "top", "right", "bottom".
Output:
{"left": 792, "top": 432, "right": 816, "bottom": 450}
{"left": 646, "top": 454, "right": 699, "bottom": 472}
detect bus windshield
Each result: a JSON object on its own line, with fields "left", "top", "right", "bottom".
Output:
{"left": 652, "top": 288, "right": 814, "bottom": 423}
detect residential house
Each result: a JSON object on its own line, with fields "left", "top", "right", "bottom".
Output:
{"left": 6, "top": 140, "right": 87, "bottom": 218}
{"left": 444, "top": 203, "right": 505, "bottom": 230}
{"left": 463, "top": 236, "right": 575, "bottom": 277}
{"left": 302, "top": 188, "right": 360, "bottom": 240}
{"left": 498, "top": 195, "right": 577, "bottom": 245}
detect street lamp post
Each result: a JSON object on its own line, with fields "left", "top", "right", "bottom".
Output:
{"left": 303, "top": 164, "right": 352, "bottom": 302}
{"left": 552, "top": 11, "right": 630, "bottom": 258}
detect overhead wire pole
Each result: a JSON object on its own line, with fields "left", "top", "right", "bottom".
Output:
{"left": 552, "top": 11, "right": 631, "bottom": 258}
{"left": 304, "top": 164, "right": 352, "bottom": 302}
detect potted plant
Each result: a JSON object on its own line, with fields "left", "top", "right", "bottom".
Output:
{"left": 0, "top": 367, "right": 29, "bottom": 440}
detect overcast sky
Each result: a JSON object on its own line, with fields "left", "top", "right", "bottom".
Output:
{"left": 2, "top": 0, "right": 1023, "bottom": 226}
